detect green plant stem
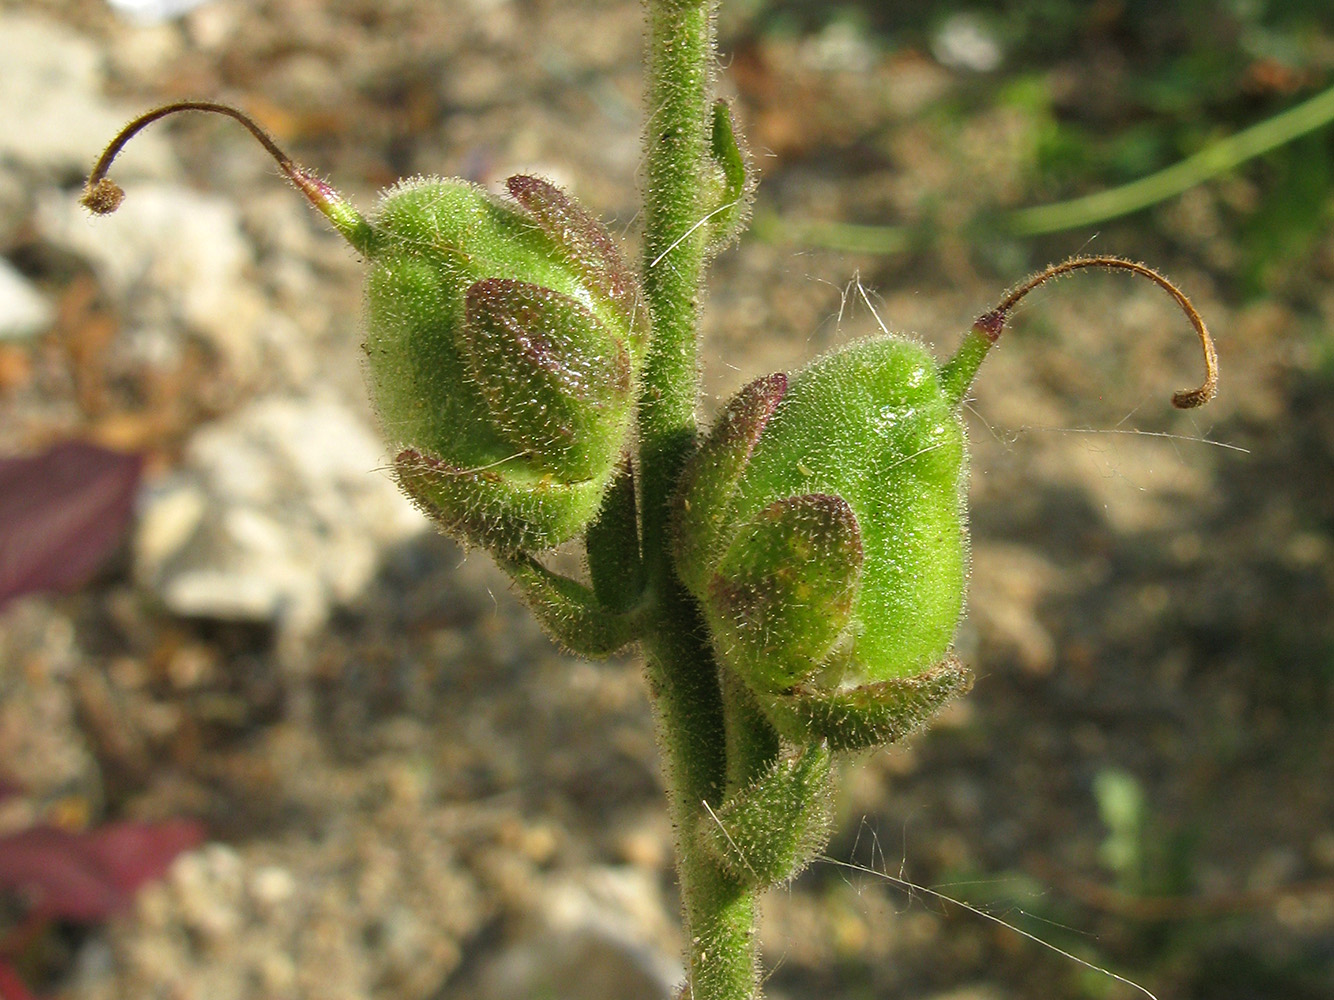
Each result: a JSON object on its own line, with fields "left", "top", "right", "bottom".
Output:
{"left": 643, "top": 623, "right": 757, "bottom": 999}
{"left": 754, "top": 81, "right": 1334, "bottom": 254}
{"left": 1007, "top": 81, "right": 1334, "bottom": 236}
{"left": 640, "top": 0, "right": 714, "bottom": 570}
{"left": 639, "top": 2, "right": 761, "bottom": 998}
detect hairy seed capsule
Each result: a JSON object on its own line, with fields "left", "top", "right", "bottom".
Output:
{"left": 676, "top": 337, "right": 967, "bottom": 695}
{"left": 81, "top": 104, "right": 647, "bottom": 557}
{"left": 363, "top": 175, "right": 647, "bottom": 553}
{"left": 674, "top": 258, "right": 1217, "bottom": 748}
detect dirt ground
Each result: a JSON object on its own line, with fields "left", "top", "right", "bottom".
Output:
{"left": 1, "top": 2, "right": 1331, "bottom": 998}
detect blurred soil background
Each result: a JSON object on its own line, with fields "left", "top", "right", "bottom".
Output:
{"left": 1, "top": 0, "right": 1332, "bottom": 998}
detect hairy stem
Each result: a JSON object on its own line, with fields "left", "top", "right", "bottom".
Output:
{"left": 640, "top": 0, "right": 714, "bottom": 572}
{"left": 644, "top": 621, "right": 756, "bottom": 1000}
{"left": 639, "top": 2, "right": 761, "bottom": 998}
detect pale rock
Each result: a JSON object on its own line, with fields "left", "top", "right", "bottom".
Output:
{"left": 38, "top": 183, "right": 269, "bottom": 379}
{"left": 932, "top": 14, "right": 1004, "bottom": 73}
{"left": 800, "top": 19, "right": 878, "bottom": 74}
{"left": 0, "top": 13, "right": 174, "bottom": 179}
{"left": 134, "top": 483, "right": 206, "bottom": 579}
{"left": 134, "top": 395, "right": 426, "bottom": 648}
{"left": 0, "top": 258, "right": 53, "bottom": 340}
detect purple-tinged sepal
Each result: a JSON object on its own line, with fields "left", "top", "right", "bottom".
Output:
{"left": 672, "top": 372, "right": 787, "bottom": 594}
{"left": 463, "top": 278, "right": 633, "bottom": 483}
{"left": 506, "top": 175, "right": 649, "bottom": 354}
{"left": 706, "top": 493, "right": 863, "bottom": 691}
{"left": 672, "top": 337, "right": 974, "bottom": 751}
{"left": 760, "top": 656, "right": 973, "bottom": 753}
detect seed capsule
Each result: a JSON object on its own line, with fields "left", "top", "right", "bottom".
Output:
{"left": 363, "top": 175, "right": 647, "bottom": 553}
{"left": 674, "top": 258, "right": 1218, "bottom": 748}
{"left": 84, "top": 104, "right": 647, "bottom": 555}
{"left": 677, "top": 336, "right": 968, "bottom": 694}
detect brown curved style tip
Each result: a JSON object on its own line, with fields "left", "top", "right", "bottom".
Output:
{"left": 973, "top": 309, "right": 1005, "bottom": 343}
{"left": 84, "top": 101, "right": 306, "bottom": 214}
{"left": 991, "top": 256, "right": 1218, "bottom": 409}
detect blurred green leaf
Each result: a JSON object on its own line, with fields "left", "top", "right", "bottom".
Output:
{"left": 1239, "top": 132, "right": 1334, "bottom": 293}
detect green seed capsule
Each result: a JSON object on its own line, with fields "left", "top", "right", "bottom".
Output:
{"left": 363, "top": 175, "right": 647, "bottom": 553}
{"left": 81, "top": 104, "right": 647, "bottom": 557}
{"left": 674, "top": 260, "right": 1217, "bottom": 749}
{"left": 676, "top": 336, "right": 968, "bottom": 695}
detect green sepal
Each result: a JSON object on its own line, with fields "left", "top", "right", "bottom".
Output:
{"left": 704, "top": 99, "right": 752, "bottom": 253}
{"left": 707, "top": 493, "right": 863, "bottom": 691}
{"left": 506, "top": 175, "right": 650, "bottom": 355}
{"left": 721, "top": 668, "right": 781, "bottom": 793}
{"left": 697, "top": 743, "right": 834, "bottom": 889}
{"left": 497, "top": 553, "right": 642, "bottom": 657}
{"left": 672, "top": 372, "right": 787, "bottom": 594}
{"left": 760, "top": 655, "right": 972, "bottom": 753}
{"left": 585, "top": 465, "right": 645, "bottom": 613}
{"left": 394, "top": 448, "right": 608, "bottom": 555}
{"left": 463, "top": 278, "right": 633, "bottom": 481}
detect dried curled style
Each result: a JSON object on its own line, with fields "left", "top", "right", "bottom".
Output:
{"left": 983, "top": 255, "right": 1219, "bottom": 409}
{"left": 84, "top": 101, "right": 649, "bottom": 558}
{"left": 83, "top": 101, "right": 374, "bottom": 250}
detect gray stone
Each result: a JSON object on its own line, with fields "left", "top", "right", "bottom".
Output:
{"left": 0, "top": 13, "right": 174, "bottom": 179}
{"left": 0, "top": 258, "right": 53, "bottom": 340}
{"left": 134, "top": 395, "right": 425, "bottom": 650}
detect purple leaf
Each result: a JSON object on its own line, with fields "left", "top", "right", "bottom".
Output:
{"left": 0, "top": 441, "right": 143, "bottom": 610}
{"left": 0, "top": 960, "right": 40, "bottom": 1000}
{"left": 0, "top": 826, "right": 120, "bottom": 920}
{"left": 0, "top": 819, "right": 204, "bottom": 922}
{"left": 80, "top": 819, "right": 205, "bottom": 899}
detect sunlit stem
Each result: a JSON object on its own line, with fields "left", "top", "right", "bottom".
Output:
{"left": 941, "top": 311, "right": 1003, "bottom": 409}
{"left": 82, "top": 101, "right": 375, "bottom": 255}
